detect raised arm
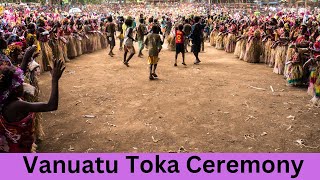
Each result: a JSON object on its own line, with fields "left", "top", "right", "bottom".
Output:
{"left": 15, "top": 60, "right": 65, "bottom": 113}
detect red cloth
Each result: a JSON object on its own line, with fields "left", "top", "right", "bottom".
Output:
{"left": 0, "top": 113, "right": 35, "bottom": 153}
{"left": 175, "top": 30, "right": 184, "bottom": 44}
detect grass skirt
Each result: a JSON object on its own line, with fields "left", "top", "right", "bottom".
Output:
{"left": 210, "top": 30, "right": 218, "bottom": 46}
{"left": 239, "top": 38, "right": 247, "bottom": 60}
{"left": 263, "top": 39, "right": 272, "bottom": 65}
{"left": 66, "top": 35, "right": 77, "bottom": 59}
{"left": 50, "top": 39, "right": 65, "bottom": 63}
{"left": 82, "top": 36, "right": 88, "bottom": 54}
{"left": 273, "top": 45, "right": 288, "bottom": 74}
{"left": 215, "top": 34, "right": 224, "bottom": 50}
{"left": 225, "top": 33, "right": 236, "bottom": 53}
{"left": 96, "top": 34, "right": 102, "bottom": 50}
{"left": 40, "top": 42, "right": 53, "bottom": 71}
{"left": 284, "top": 47, "right": 295, "bottom": 78}
{"left": 59, "top": 40, "right": 69, "bottom": 62}
{"left": 244, "top": 38, "right": 262, "bottom": 63}
{"left": 286, "top": 62, "right": 303, "bottom": 86}
{"left": 269, "top": 48, "right": 276, "bottom": 67}
{"left": 75, "top": 38, "right": 83, "bottom": 56}
{"left": 87, "top": 34, "right": 94, "bottom": 53}
{"left": 234, "top": 39, "right": 242, "bottom": 57}
{"left": 100, "top": 34, "right": 107, "bottom": 49}
{"left": 92, "top": 34, "right": 98, "bottom": 51}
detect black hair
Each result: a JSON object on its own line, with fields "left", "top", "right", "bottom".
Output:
{"left": 107, "top": 16, "right": 113, "bottom": 22}
{"left": 152, "top": 25, "right": 159, "bottom": 34}
{"left": 0, "top": 66, "right": 16, "bottom": 92}
{"left": 0, "top": 39, "right": 8, "bottom": 50}
{"left": 125, "top": 19, "right": 133, "bottom": 27}
{"left": 194, "top": 16, "right": 200, "bottom": 23}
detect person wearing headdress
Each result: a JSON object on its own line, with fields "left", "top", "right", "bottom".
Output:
{"left": 261, "top": 25, "right": 274, "bottom": 66}
{"left": 23, "top": 46, "right": 44, "bottom": 144}
{"left": 37, "top": 18, "right": 53, "bottom": 71}
{"left": 225, "top": 20, "right": 237, "bottom": 53}
{"left": 285, "top": 19, "right": 301, "bottom": 73}
{"left": 25, "top": 23, "right": 42, "bottom": 71}
{"left": 73, "top": 19, "right": 84, "bottom": 57}
{"left": 244, "top": 19, "right": 262, "bottom": 63}
{"left": 5, "top": 42, "right": 24, "bottom": 66}
{"left": 235, "top": 20, "right": 247, "bottom": 59}
{"left": 48, "top": 21, "right": 64, "bottom": 63}
{"left": 304, "top": 50, "right": 320, "bottom": 106}
{"left": 64, "top": 19, "right": 77, "bottom": 59}
{"left": 84, "top": 20, "right": 94, "bottom": 53}
{"left": 309, "top": 57, "right": 320, "bottom": 105}
{"left": 99, "top": 20, "right": 107, "bottom": 50}
{"left": 209, "top": 21, "right": 219, "bottom": 47}
{"left": 215, "top": 21, "right": 226, "bottom": 50}
{"left": 93, "top": 19, "right": 102, "bottom": 51}
{"left": 80, "top": 19, "right": 89, "bottom": 54}
{"left": 273, "top": 20, "right": 289, "bottom": 74}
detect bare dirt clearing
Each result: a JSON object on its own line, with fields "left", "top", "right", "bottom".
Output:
{"left": 38, "top": 43, "right": 320, "bottom": 153}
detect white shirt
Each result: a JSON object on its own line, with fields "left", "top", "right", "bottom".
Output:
{"left": 124, "top": 27, "right": 134, "bottom": 46}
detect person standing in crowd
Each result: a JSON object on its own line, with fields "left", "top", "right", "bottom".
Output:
{"left": 123, "top": 19, "right": 135, "bottom": 66}
{"left": 165, "top": 17, "right": 173, "bottom": 39}
{"left": 183, "top": 19, "right": 192, "bottom": 52}
{"left": 190, "top": 16, "right": 202, "bottom": 65}
{"left": 137, "top": 18, "right": 147, "bottom": 58}
{"left": 105, "top": 16, "right": 116, "bottom": 57}
{"left": 145, "top": 25, "right": 163, "bottom": 80}
{"left": 117, "top": 16, "right": 125, "bottom": 51}
{"left": 174, "top": 24, "right": 186, "bottom": 66}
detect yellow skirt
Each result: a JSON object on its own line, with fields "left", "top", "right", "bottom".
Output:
{"left": 148, "top": 56, "right": 159, "bottom": 65}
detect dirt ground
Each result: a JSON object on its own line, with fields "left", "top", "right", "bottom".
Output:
{"left": 38, "top": 42, "right": 320, "bottom": 153}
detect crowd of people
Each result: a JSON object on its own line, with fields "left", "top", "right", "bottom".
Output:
{"left": 0, "top": 2, "right": 320, "bottom": 153}
{"left": 206, "top": 9, "right": 320, "bottom": 106}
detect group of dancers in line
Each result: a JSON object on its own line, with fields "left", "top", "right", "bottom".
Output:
{"left": 1, "top": 4, "right": 320, "bottom": 153}
{"left": 205, "top": 11, "right": 320, "bottom": 106}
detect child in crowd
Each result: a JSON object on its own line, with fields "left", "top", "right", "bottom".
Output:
{"left": 175, "top": 24, "right": 186, "bottom": 66}
{"left": 144, "top": 26, "right": 163, "bottom": 80}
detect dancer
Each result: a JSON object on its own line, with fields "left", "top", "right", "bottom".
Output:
{"left": 137, "top": 18, "right": 147, "bottom": 58}
{"left": 123, "top": 19, "right": 136, "bottom": 66}
{"left": 145, "top": 25, "right": 163, "bottom": 80}
{"left": 106, "top": 16, "right": 116, "bottom": 57}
